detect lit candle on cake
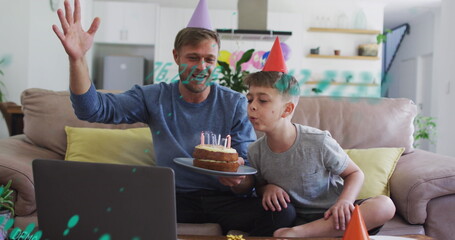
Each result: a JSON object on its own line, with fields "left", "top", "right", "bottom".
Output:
{"left": 227, "top": 135, "right": 231, "bottom": 148}
{"left": 200, "top": 131, "right": 204, "bottom": 145}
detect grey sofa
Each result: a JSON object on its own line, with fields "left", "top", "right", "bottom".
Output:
{"left": 0, "top": 88, "right": 454, "bottom": 239}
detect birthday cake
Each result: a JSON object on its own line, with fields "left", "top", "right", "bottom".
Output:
{"left": 193, "top": 144, "right": 239, "bottom": 172}
{"left": 193, "top": 133, "right": 239, "bottom": 172}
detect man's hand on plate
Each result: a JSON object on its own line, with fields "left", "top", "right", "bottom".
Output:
{"left": 218, "top": 157, "right": 245, "bottom": 187}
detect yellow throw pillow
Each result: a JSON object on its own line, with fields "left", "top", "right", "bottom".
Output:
{"left": 65, "top": 126, "right": 155, "bottom": 166}
{"left": 344, "top": 147, "right": 404, "bottom": 199}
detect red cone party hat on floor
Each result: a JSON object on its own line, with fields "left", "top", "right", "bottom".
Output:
{"left": 187, "top": 0, "right": 213, "bottom": 30}
{"left": 262, "top": 37, "right": 288, "bottom": 73}
{"left": 342, "top": 205, "right": 370, "bottom": 240}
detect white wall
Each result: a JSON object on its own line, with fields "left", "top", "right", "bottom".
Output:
{"left": 299, "top": 0, "right": 384, "bottom": 97}
{"left": 387, "top": 12, "right": 438, "bottom": 151}
{"left": 0, "top": 0, "right": 93, "bottom": 139}
{"left": 432, "top": 0, "right": 455, "bottom": 156}
{"left": 0, "top": 0, "right": 30, "bottom": 139}
{"left": 28, "top": 0, "right": 70, "bottom": 91}
{"left": 387, "top": 12, "right": 435, "bottom": 105}
{"left": 0, "top": 0, "right": 30, "bottom": 104}
{"left": 388, "top": 0, "right": 455, "bottom": 156}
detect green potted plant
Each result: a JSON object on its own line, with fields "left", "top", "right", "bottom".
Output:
{"left": 0, "top": 180, "right": 15, "bottom": 239}
{"left": 358, "top": 29, "right": 392, "bottom": 57}
{"left": 216, "top": 49, "right": 254, "bottom": 94}
{"left": 413, "top": 114, "right": 437, "bottom": 148}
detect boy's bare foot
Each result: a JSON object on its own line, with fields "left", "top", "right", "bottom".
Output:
{"left": 273, "top": 227, "right": 299, "bottom": 237}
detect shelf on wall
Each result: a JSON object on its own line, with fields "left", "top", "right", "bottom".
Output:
{"left": 304, "top": 81, "right": 379, "bottom": 87}
{"left": 307, "top": 28, "right": 381, "bottom": 35}
{"left": 306, "top": 54, "right": 379, "bottom": 60}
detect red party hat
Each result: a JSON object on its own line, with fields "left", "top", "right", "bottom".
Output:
{"left": 342, "top": 205, "right": 370, "bottom": 240}
{"left": 262, "top": 37, "right": 288, "bottom": 73}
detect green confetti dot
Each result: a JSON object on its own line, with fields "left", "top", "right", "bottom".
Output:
{"left": 119, "top": 187, "right": 125, "bottom": 192}
{"left": 144, "top": 149, "right": 150, "bottom": 153}
{"left": 67, "top": 215, "right": 79, "bottom": 228}
{"left": 132, "top": 168, "right": 137, "bottom": 173}
{"left": 63, "top": 215, "right": 79, "bottom": 236}
{"left": 99, "top": 233, "right": 111, "bottom": 240}
{"left": 9, "top": 228, "right": 22, "bottom": 239}
{"left": 94, "top": 228, "right": 99, "bottom": 233}
{"left": 156, "top": 131, "right": 161, "bottom": 135}
{"left": 232, "top": 12, "right": 237, "bottom": 15}
{"left": 24, "top": 222, "right": 36, "bottom": 234}
{"left": 106, "top": 207, "right": 112, "bottom": 212}
{"left": 167, "top": 112, "right": 172, "bottom": 117}
{"left": 33, "top": 230, "right": 43, "bottom": 239}
{"left": 179, "top": 95, "right": 183, "bottom": 99}
{"left": 131, "top": 237, "right": 141, "bottom": 240}
{"left": 4, "top": 218, "right": 14, "bottom": 231}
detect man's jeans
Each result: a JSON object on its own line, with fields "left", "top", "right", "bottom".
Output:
{"left": 176, "top": 190, "right": 296, "bottom": 236}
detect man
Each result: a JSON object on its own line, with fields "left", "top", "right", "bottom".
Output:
{"left": 52, "top": 0, "right": 295, "bottom": 236}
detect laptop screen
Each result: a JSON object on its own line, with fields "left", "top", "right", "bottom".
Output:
{"left": 33, "top": 159, "right": 177, "bottom": 240}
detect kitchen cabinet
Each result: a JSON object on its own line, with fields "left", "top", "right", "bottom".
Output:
{"left": 93, "top": 1, "right": 158, "bottom": 45}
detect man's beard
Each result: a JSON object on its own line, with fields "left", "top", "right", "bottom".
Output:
{"left": 181, "top": 67, "right": 211, "bottom": 93}
{"left": 182, "top": 78, "right": 209, "bottom": 93}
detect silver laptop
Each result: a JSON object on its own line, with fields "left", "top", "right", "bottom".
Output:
{"left": 33, "top": 159, "right": 177, "bottom": 240}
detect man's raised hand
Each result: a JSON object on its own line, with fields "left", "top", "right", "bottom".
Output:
{"left": 52, "top": 0, "right": 100, "bottom": 61}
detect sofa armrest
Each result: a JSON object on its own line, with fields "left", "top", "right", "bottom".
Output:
{"left": 0, "top": 135, "right": 63, "bottom": 216}
{"left": 390, "top": 149, "right": 455, "bottom": 224}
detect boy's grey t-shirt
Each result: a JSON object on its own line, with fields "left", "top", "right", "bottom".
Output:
{"left": 248, "top": 124, "right": 349, "bottom": 215}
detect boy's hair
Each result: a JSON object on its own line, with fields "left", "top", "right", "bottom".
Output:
{"left": 244, "top": 71, "right": 301, "bottom": 105}
{"left": 174, "top": 27, "right": 221, "bottom": 52}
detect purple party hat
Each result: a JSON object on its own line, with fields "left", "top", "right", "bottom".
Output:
{"left": 187, "top": 0, "right": 213, "bottom": 30}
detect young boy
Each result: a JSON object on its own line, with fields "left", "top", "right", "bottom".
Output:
{"left": 240, "top": 71, "right": 396, "bottom": 238}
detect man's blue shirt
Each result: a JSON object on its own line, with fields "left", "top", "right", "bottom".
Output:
{"left": 70, "top": 82, "right": 256, "bottom": 192}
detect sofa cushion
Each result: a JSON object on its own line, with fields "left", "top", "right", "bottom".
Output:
{"left": 425, "top": 195, "right": 455, "bottom": 240}
{"left": 377, "top": 214, "right": 425, "bottom": 236}
{"left": 65, "top": 126, "right": 155, "bottom": 166}
{"left": 21, "top": 88, "right": 147, "bottom": 156}
{"left": 345, "top": 147, "right": 404, "bottom": 199}
{"left": 291, "top": 96, "right": 417, "bottom": 153}
{"left": 390, "top": 149, "right": 455, "bottom": 225}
